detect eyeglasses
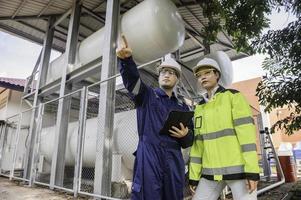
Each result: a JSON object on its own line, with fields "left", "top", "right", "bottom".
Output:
{"left": 195, "top": 69, "right": 215, "bottom": 78}
{"left": 159, "top": 68, "right": 177, "bottom": 76}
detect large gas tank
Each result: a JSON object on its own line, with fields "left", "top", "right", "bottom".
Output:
{"left": 39, "top": 110, "right": 139, "bottom": 169}
{"left": 39, "top": 109, "right": 189, "bottom": 175}
{"left": 47, "top": 0, "right": 185, "bottom": 84}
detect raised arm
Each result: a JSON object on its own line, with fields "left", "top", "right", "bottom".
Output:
{"left": 116, "top": 35, "right": 148, "bottom": 105}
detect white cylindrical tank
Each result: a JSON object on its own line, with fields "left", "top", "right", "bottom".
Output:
{"left": 40, "top": 110, "right": 139, "bottom": 169}
{"left": 47, "top": 0, "right": 185, "bottom": 83}
{"left": 39, "top": 109, "right": 190, "bottom": 179}
{"left": 121, "top": 0, "right": 185, "bottom": 63}
{"left": 40, "top": 122, "right": 78, "bottom": 166}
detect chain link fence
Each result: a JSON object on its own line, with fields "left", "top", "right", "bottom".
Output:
{"left": 78, "top": 84, "right": 98, "bottom": 194}
{"left": 34, "top": 99, "right": 58, "bottom": 186}
{"left": 10, "top": 108, "right": 33, "bottom": 181}
{"left": 0, "top": 114, "right": 20, "bottom": 177}
{"left": 34, "top": 89, "right": 82, "bottom": 191}
{"left": 77, "top": 78, "right": 136, "bottom": 199}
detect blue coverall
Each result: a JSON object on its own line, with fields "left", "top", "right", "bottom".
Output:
{"left": 118, "top": 57, "right": 194, "bottom": 200}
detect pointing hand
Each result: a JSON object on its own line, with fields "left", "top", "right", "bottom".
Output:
{"left": 116, "top": 34, "right": 132, "bottom": 59}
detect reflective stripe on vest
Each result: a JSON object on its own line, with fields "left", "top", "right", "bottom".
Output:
{"left": 195, "top": 129, "right": 236, "bottom": 141}
{"left": 190, "top": 157, "right": 202, "bottom": 164}
{"left": 234, "top": 116, "right": 254, "bottom": 126}
{"left": 202, "top": 165, "right": 244, "bottom": 175}
{"left": 241, "top": 143, "right": 257, "bottom": 152}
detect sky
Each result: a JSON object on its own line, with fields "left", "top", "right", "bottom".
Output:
{"left": 0, "top": 8, "right": 297, "bottom": 83}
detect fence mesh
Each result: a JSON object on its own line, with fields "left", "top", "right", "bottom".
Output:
{"left": 0, "top": 115, "right": 20, "bottom": 176}
{"left": 10, "top": 109, "right": 33, "bottom": 180}
{"left": 79, "top": 79, "right": 136, "bottom": 199}
{"left": 35, "top": 90, "right": 82, "bottom": 190}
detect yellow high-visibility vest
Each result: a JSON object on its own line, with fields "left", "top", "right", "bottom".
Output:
{"left": 189, "top": 86, "right": 260, "bottom": 185}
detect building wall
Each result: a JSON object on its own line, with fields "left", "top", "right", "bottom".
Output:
{"left": 0, "top": 88, "right": 10, "bottom": 120}
{"left": 231, "top": 77, "right": 261, "bottom": 111}
{"left": 0, "top": 88, "right": 31, "bottom": 122}
{"left": 269, "top": 106, "right": 301, "bottom": 148}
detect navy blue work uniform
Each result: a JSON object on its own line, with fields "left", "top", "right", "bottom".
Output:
{"left": 118, "top": 57, "right": 194, "bottom": 200}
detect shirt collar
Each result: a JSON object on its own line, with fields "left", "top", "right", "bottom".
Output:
{"left": 155, "top": 87, "right": 177, "bottom": 100}
{"left": 200, "top": 85, "right": 224, "bottom": 102}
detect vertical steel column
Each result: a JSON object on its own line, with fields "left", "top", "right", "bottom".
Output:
{"left": 50, "top": 0, "right": 81, "bottom": 188}
{"left": 24, "top": 16, "right": 55, "bottom": 185}
{"left": 93, "top": 0, "right": 119, "bottom": 197}
{"left": 10, "top": 113, "right": 22, "bottom": 180}
{"left": 31, "top": 104, "right": 44, "bottom": 184}
{"left": 73, "top": 87, "right": 87, "bottom": 197}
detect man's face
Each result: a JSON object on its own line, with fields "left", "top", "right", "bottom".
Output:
{"left": 158, "top": 67, "right": 178, "bottom": 90}
{"left": 195, "top": 66, "right": 219, "bottom": 90}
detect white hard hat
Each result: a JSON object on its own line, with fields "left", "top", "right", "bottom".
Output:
{"left": 192, "top": 58, "right": 221, "bottom": 76}
{"left": 157, "top": 58, "right": 182, "bottom": 77}
{"left": 193, "top": 51, "right": 233, "bottom": 88}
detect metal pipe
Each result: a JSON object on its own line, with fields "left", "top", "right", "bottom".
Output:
{"left": 52, "top": 185, "right": 74, "bottom": 193}
{"left": 34, "top": 181, "right": 50, "bottom": 187}
{"left": 10, "top": 176, "right": 28, "bottom": 182}
{"left": 43, "top": 88, "right": 82, "bottom": 105}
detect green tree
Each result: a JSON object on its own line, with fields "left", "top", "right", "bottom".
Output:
{"left": 197, "top": 0, "right": 272, "bottom": 53}
{"left": 196, "top": 0, "right": 300, "bottom": 134}
{"left": 254, "top": 17, "right": 301, "bottom": 135}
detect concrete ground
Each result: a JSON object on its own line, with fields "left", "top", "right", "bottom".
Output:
{"left": 0, "top": 176, "right": 88, "bottom": 200}
{"left": 1, "top": 175, "right": 301, "bottom": 200}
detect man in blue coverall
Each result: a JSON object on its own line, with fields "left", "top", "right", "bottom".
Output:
{"left": 116, "top": 36, "right": 194, "bottom": 200}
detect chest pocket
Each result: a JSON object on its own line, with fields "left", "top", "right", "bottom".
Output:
{"left": 195, "top": 116, "right": 202, "bottom": 129}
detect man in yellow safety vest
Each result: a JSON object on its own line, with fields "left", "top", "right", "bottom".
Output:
{"left": 189, "top": 56, "right": 260, "bottom": 200}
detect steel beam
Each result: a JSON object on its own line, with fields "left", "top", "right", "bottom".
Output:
{"left": 93, "top": 0, "right": 119, "bottom": 197}
{"left": 184, "top": 6, "right": 235, "bottom": 49}
{"left": 92, "top": 0, "right": 106, "bottom": 11}
{"left": 50, "top": 0, "right": 82, "bottom": 188}
{"left": 51, "top": 0, "right": 84, "bottom": 29}
{"left": 12, "top": 0, "right": 28, "bottom": 19}
{"left": 52, "top": 9, "right": 72, "bottom": 28}
{"left": 0, "top": 22, "right": 64, "bottom": 52}
{"left": 23, "top": 16, "right": 55, "bottom": 186}
{"left": 17, "top": 21, "right": 67, "bottom": 44}
{"left": 73, "top": 87, "right": 87, "bottom": 197}
{"left": 38, "top": 0, "right": 54, "bottom": 17}
{"left": 185, "top": 28, "right": 204, "bottom": 47}
{"left": 82, "top": 5, "right": 105, "bottom": 24}
{"left": 54, "top": 24, "right": 85, "bottom": 41}
{"left": 0, "top": 14, "right": 61, "bottom": 21}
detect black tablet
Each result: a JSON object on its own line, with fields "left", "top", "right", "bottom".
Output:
{"left": 159, "top": 110, "right": 194, "bottom": 135}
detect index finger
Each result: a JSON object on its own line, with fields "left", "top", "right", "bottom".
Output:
{"left": 179, "top": 123, "right": 185, "bottom": 129}
{"left": 121, "top": 35, "right": 128, "bottom": 48}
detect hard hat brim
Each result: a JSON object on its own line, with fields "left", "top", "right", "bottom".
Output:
{"left": 157, "top": 65, "right": 181, "bottom": 77}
